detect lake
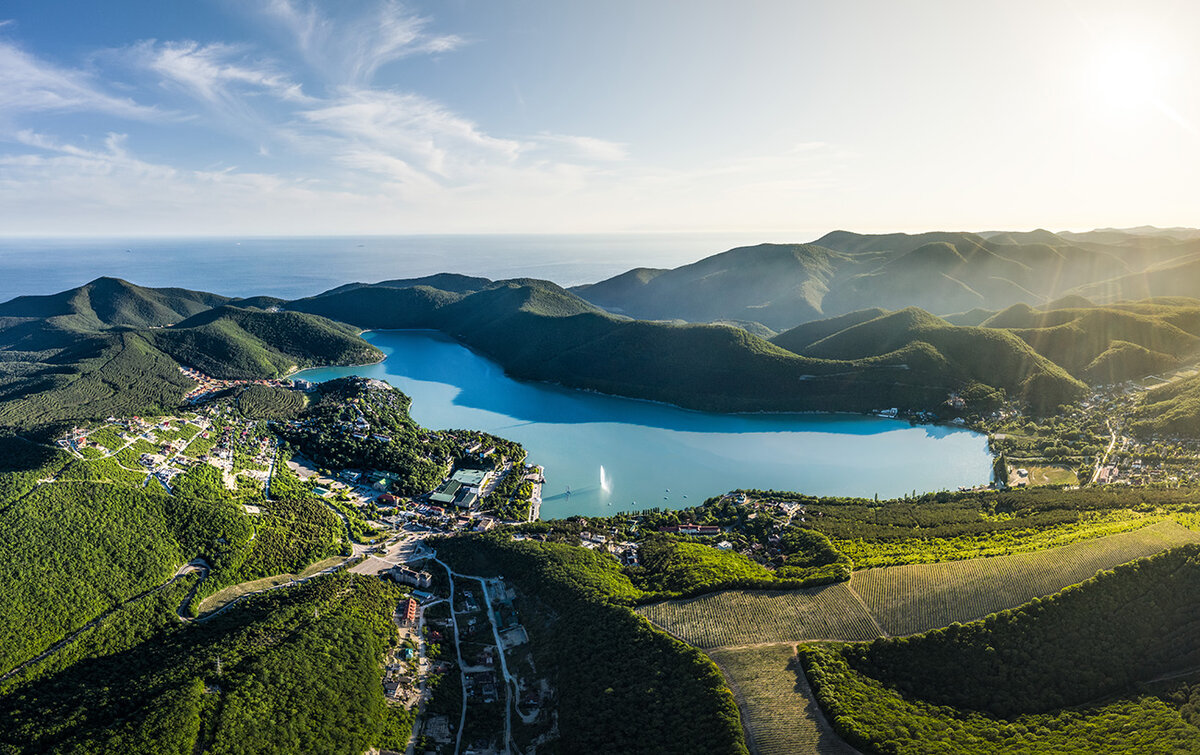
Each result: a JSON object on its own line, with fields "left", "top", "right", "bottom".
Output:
{"left": 294, "top": 330, "right": 994, "bottom": 519}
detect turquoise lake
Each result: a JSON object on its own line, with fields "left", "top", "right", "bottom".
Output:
{"left": 294, "top": 330, "right": 993, "bottom": 519}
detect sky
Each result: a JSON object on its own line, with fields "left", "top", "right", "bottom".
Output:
{"left": 0, "top": 0, "right": 1197, "bottom": 236}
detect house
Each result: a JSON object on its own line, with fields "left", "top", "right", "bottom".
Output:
{"left": 658, "top": 524, "right": 721, "bottom": 536}
{"left": 400, "top": 598, "right": 418, "bottom": 624}
{"left": 389, "top": 565, "right": 433, "bottom": 589}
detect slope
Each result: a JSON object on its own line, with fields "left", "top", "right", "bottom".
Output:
{"left": 570, "top": 244, "right": 846, "bottom": 330}
{"left": 146, "top": 305, "right": 381, "bottom": 379}
{"left": 0, "top": 277, "right": 229, "bottom": 332}
{"left": 291, "top": 277, "right": 1086, "bottom": 414}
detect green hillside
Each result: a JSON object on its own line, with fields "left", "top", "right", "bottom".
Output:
{"left": 570, "top": 230, "right": 1192, "bottom": 332}
{"left": 769, "top": 308, "right": 887, "bottom": 353}
{"left": 1132, "top": 374, "right": 1200, "bottom": 436}
{"left": 802, "top": 544, "right": 1200, "bottom": 753}
{"left": 0, "top": 277, "right": 229, "bottom": 331}
{"left": 0, "top": 574, "right": 407, "bottom": 754}
{"left": 0, "top": 280, "right": 382, "bottom": 430}
{"left": 287, "top": 278, "right": 1086, "bottom": 414}
{"left": 147, "top": 305, "right": 380, "bottom": 379}
{"left": 569, "top": 243, "right": 845, "bottom": 330}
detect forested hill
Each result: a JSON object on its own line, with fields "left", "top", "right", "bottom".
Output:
{"left": 0, "top": 277, "right": 230, "bottom": 331}
{"left": 802, "top": 544, "right": 1200, "bottom": 753}
{"left": 571, "top": 227, "right": 1200, "bottom": 332}
{"left": 0, "top": 280, "right": 379, "bottom": 431}
{"left": 145, "top": 305, "right": 380, "bottom": 380}
{"left": 287, "top": 276, "right": 1085, "bottom": 414}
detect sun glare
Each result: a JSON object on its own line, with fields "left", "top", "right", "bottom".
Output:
{"left": 1088, "top": 40, "right": 1167, "bottom": 107}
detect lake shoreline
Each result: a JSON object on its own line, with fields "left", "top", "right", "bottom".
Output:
{"left": 293, "top": 330, "right": 994, "bottom": 519}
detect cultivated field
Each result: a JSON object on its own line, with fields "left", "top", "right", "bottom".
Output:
{"left": 852, "top": 519, "right": 1200, "bottom": 636}
{"left": 707, "top": 644, "right": 858, "bottom": 755}
{"left": 639, "top": 520, "right": 1200, "bottom": 647}
{"left": 636, "top": 582, "right": 882, "bottom": 649}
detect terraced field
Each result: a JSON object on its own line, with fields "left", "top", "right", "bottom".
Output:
{"left": 854, "top": 519, "right": 1200, "bottom": 636}
{"left": 707, "top": 644, "right": 857, "bottom": 755}
{"left": 637, "top": 582, "right": 881, "bottom": 649}
{"left": 639, "top": 520, "right": 1200, "bottom": 647}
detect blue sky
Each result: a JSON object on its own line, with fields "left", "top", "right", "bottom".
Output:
{"left": 0, "top": 0, "right": 1197, "bottom": 235}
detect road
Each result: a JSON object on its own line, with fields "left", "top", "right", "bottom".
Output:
{"left": 404, "top": 597, "right": 445, "bottom": 755}
{"left": 433, "top": 556, "right": 520, "bottom": 754}
{"left": 1090, "top": 421, "right": 1120, "bottom": 484}
{"left": 477, "top": 576, "right": 526, "bottom": 739}
{"left": 349, "top": 533, "right": 430, "bottom": 576}
{"left": 431, "top": 556, "right": 471, "bottom": 755}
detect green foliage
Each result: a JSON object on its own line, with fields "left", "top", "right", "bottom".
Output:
{"left": 1133, "top": 373, "right": 1200, "bottom": 437}
{"left": 844, "top": 544, "right": 1200, "bottom": 716}
{"left": 235, "top": 384, "right": 306, "bottom": 420}
{"left": 274, "top": 377, "right": 464, "bottom": 495}
{"left": 148, "top": 306, "right": 380, "bottom": 380}
{"left": 801, "top": 644, "right": 1200, "bottom": 755}
{"left": 437, "top": 535, "right": 748, "bottom": 754}
{"left": 0, "top": 574, "right": 407, "bottom": 755}
{"left": 745, "top": 486, "right": 1200, "bottom": 566}
{"left": 632, "top": 536, "right": 772, "bottom": 594}
{"left": 0, "top": 332, "right": 194, "bottom": 431}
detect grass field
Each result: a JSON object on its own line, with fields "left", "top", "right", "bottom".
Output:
{"left": 639, "top": 520, "right": 1200, "bottom": 647}
{"left": 637, "top": 582, "right": 882, "bottom": 649}
{"left": 1010, "top": 464, "right": 1079, "bottom": 486}
{"left": 707, "top": 644, "right": 857, "bottom": 755}
{"left": 852, "top": 519, "right": 1200, "bottom": 636}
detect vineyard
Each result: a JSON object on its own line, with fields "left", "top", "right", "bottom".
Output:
{"left": 707, "top": 644, "right": 855, "bottom": 755}
{"left": 636, "top": 582, "right": 882, "bottom": 649}
{"left": 639, "top": 520, "right": 1200, "bottom": 647}
{"left": 852, "top": 519, "right": 1200, "bottom": 636}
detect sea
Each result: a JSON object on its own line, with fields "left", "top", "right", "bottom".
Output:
{"left": 0, "top": 232, "right": 795, "bottom": 302}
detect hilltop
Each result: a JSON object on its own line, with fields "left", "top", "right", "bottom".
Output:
{"left": 572, "top": 228, "right": 1200, "bottom": 333}
{"left": 0, "top": 279, "right": 379, "bottom": 431}
{"left": 288, "top": 276, "right": 1084, "bottom": 414}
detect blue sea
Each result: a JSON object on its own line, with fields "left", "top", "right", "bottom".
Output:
{"left": 0, "top": 232, "right": 792, "bottom": 302}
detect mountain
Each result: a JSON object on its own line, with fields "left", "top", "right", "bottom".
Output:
{"left": 288, "top": 277, "right": 1085, "bottom": 414}
{"left": 0, "top": 281, "right": 380, "bottom": 430}
{"left": 772, "top": 307, "right": 1085, "bottom": 411}
{"left": 569, "top": 244, "right": 844, "bottom": 330}
{"left": 570, "top": 230, "right": 1171, "bottom": 332}
{"left": 146, "top": 306, "right": 381, "bottom": 380}
{"left": 0, "top": 277, "right": 229, "bottom": 331}
{"left": 983, "top": 302, "right": 1200, "bottom": 378}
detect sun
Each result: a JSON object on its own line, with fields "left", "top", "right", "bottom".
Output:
{"left": 1088, "top": 40, "right": 1167, "bottom": 107}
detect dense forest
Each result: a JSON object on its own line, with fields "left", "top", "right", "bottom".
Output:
{"left": 436, "top": 534, "right": 748, "bottom": 754}
{"left": 801, "top": 545, "right": 1200, "bottom": 753}
{"left": 0, "top": 574, "right": 410, "bottom": 754}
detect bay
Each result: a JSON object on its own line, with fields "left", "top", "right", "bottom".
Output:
{"left": 294, "top": 330, "right": 993, "bottom": 519}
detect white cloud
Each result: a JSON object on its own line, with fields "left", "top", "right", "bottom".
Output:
{"left": 265, "top": 0, "right": 465, "bottom": 84}
{"left": 0, "top": 40, "right": 160, "bottom": 121}
{"left": 301, "top": 88, "right": 521, "bottom": 179}
{"left": 536, "top": 133, "right": 629, "bottom": 162}
{"left": 134, "top": 40, "right": 309, "bottom": 105}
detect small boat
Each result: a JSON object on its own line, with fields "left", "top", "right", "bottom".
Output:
{"left": 683, "top": 494, "right": 688, "bottom": 499}
{"left": 666, "top": 488, "right": 670, "bottom": 492}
